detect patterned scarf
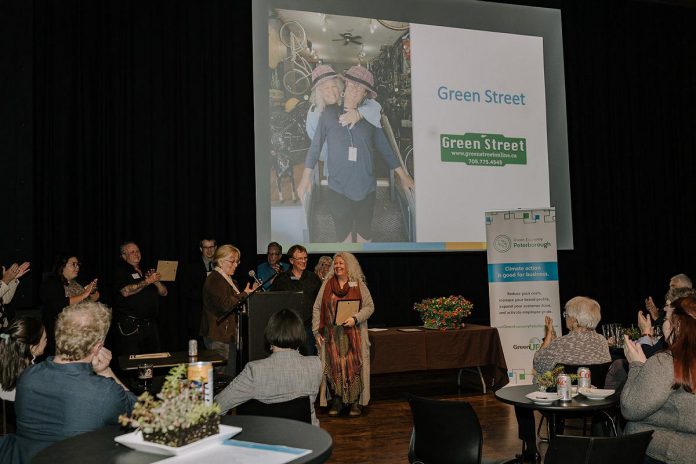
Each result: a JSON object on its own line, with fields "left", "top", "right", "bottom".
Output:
{"left": 319, "top": 276, "right": 363, "bottom": 403}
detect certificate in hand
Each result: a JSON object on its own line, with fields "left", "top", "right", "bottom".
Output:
{"left": 334, "top": 299, "right": 360, "bottom": 326}
{"left": 156, "top": 260, "right": 179, "bottom": 282}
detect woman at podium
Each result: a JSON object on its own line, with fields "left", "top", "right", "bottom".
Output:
{"left": 312, "top": 252, "right": 374, "bottom": 417}
{"left": 201, "top": 245, "right": 257, "bottom": 376}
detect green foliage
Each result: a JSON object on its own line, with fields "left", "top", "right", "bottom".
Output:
{"left": 413, "top": 295, "right": 473, "bottom": 329}
{"left": 119, "top": 364, "right": 220, "bottom": 435}
{"left": 535, "top": 365, "right": 578, "bottom": 388}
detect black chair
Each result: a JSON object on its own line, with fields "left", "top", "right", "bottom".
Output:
{"left": 544, "top": 431, "right": 653, "bottom": 464}
{"left": 235, "top": 396, "right": 311, "bottom": 424}
{"left": 406, "top": 394, "right": 503, "bottom": 464}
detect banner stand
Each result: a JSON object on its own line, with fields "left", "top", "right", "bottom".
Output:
{"left": 486, "top": 208, "right": 561, "bottom": 385}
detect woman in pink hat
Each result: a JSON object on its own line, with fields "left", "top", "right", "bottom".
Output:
{"left": 298, "top": 65, "right": 414, "bottom": 243}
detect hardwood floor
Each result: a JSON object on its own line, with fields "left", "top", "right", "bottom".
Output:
{"left": 318, "top": 392, "right": 524, "bottom": 463}
{"left": 316, "top": 370, "right": 573, "bottom": 463}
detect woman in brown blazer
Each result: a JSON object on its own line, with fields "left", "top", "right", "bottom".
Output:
{"left": 201, "top": 244, "right": 257, "bottom": 375}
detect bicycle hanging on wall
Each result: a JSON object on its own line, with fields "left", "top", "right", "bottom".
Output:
{"left": 279, "top": 20, "right": 313, "bottom": 95}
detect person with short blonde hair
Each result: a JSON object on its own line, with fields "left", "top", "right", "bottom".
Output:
{"left": 55, "top": 301, "right": 111, "bottom": 361}
{"left": 14, "top": 301, "right": 134, "bottom": 461}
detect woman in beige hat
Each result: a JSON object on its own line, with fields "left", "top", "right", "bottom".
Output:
{"left": 299, "top": 65, "right": 414, "bottom": 243}
{"left": 304, "top": 64, "right": 382, "bottom": 180}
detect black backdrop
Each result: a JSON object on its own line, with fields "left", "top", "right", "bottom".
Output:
{"left": 2, "top": 0, "right": 696, "bottom": 350}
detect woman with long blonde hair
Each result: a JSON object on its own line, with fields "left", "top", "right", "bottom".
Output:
{"left": 312, "top": 252, "right": 374, "bottom": 417}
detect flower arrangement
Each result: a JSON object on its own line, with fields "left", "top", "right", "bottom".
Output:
{"left": 535, "top": 365, "right": 578, "bottom": 391}
{"left": 119, "top": 364, "right": 220, "bottom": 447}
{"left": 414, "top": 295, "right": 473, "bottom": 330}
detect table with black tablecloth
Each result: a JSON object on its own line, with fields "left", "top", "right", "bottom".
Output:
{"left": 32, "top": 415, "right": 332, "bottom": 464}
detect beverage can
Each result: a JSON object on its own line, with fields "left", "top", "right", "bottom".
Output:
{"left": 188, "top": 339, "right": 198, "bottom": 357}
{"left": 556, "top": 373, "right": 572, "bottom": 401}
{"left": 187, "top": 361, "right": 213, "bottom": 405}
{"left": 577, "top": 367, "right": 591, "bottom": 389}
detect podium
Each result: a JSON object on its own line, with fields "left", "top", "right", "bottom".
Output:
{"left": 240, "top": 291, "right": 303, "bottom": 367}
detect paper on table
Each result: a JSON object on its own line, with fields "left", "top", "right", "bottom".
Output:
{"left": 128, "top": 352, "right": 171, "bottom": 360}
{"left": 368, "top": 328, "right": 389, "bottom": 332}
{"left": 159, "top": 439, "right": 311, "bottom": 464}
{"left": 156, "top": 260, "right": 179, "bottom": 281}
{"left": 398, "top": 328, "right": 423, "bottom": 332}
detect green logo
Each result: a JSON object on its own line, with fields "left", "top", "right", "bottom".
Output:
{"left": 440, "top": 133, "right": 527, "bottom": 166}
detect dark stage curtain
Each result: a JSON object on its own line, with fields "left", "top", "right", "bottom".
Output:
{"left": 24, "top": 0, "right": 696, "bottom": 351}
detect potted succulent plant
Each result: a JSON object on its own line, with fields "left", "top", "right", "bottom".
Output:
{"left": 535, "top": 365, "right": 578, "bottom": 392}
{"left": 119, "top": 364, "right": 220, "bottom": 447}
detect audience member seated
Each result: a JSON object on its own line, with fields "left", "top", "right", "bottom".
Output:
{"left": 39, "top": 253, "right": 99, "bottom": 355}
{"left": 0, "top": 262, "right": 30, "bottom": 329}
{"left": 271, "top": 245, "right": 322, "bottom": 355}
{"left": 10, "top": 302, "right": 135, "bottom": 462}
{"left": 256, "top": 242, "right": 289, "bottom": 291}
{"left": 621, "top": 296, "right": 696, "bottom": 464}
{"left": 215, "top": 309, "right": 322, "bottom": 425}
{"left": 0, "top": 318, "right": 47, "bottom": 402}
{"left": 645, "top": 273, "right": 692, "bottom": 327}
{"left": 515, "top": 296, "right": 611, "bottom": 462}
{"left": 638, "top": 287, "right": 696, "bottom": 358}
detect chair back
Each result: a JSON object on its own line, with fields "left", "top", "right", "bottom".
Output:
{"left": 235, "top": 396, "right": 311, "bottom": 424}
{"left": 544, "top": 431, "right": 653, "bottom": 464}
{"left": 555, "top": 362, "right": 612, "bottom": 388}
{"left": 406, "top": 394, "right": 482, "bottom": 464}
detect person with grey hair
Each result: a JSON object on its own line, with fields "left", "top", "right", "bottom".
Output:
{"left": 513, "top": 296, "right": 611, "bottom": 462}
{"left": 113, "top": 241, "right": 168, "bottom": 355}
{"left": 533, "top": 296, "right": 610, "bottom": 374}
{"left": 10, "top": 302, "right": 134, "bottom": 462}
{"left": 645, "top": 273, "right": 693, "bottom": 323}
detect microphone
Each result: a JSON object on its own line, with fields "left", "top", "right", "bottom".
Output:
{"left": 248, "top": 270, "right": 265, "bottom": 290}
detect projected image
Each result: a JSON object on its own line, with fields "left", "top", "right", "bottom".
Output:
{"left": 268, "top": 9, "right": 416, "bottom": 244}
{"left": 254, "top": 0, "right": 573, "bottom": 253}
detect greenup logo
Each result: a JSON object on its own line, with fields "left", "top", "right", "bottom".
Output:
{"left": 440, "top": 133, "right": 527, "bottom": 166}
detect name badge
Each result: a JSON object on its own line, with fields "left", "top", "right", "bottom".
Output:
{"left": 348, "top": 281, "right": 358, "bottom": 287}
{"left": 290, "top": 276, "right": 300, "bottom": 280}
{"left": 131, "top": 273, "right": 141, "bottom": 279}
{"left": 348, "top": 146, "right": 357, "bottom": 162}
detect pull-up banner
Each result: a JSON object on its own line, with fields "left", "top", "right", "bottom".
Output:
{"left": 486, "top": 208, "right": 561, "bottom": 385}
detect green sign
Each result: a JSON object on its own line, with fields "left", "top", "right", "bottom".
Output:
{"left": 440, "top": 133, "right": 527, "bottom": 166}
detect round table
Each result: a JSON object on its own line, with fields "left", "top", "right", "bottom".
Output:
{"left": 495, "top": 384, "right": 619, "bottom": 440}
{"left": 32, "top": 415, "right": 333, "bottom": 464}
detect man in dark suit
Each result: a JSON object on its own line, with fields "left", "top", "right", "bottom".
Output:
{"left": 178, "top": 238, "right": 216, "bottom": 340}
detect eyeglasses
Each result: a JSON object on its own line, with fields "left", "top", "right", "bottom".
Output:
{"left": 201, "top": 246, "right": 216, "bottom": 250}
{"left": 291, "top": 256, "right": 308, "bottom": 262}
{"left": 268, "top": 252, "right": 281, "bottom": 256}
{"left": 68, "top": 262, "right": 81, "bottom": 268}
